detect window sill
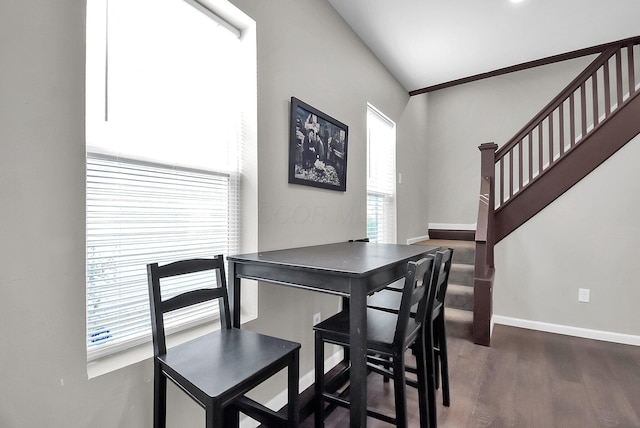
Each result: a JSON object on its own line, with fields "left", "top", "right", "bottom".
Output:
{"left": 87, "top": 320, "right": 221, "bottom": 379}
{"left": 87, "top": 281, "right": 258, "bottom": 379}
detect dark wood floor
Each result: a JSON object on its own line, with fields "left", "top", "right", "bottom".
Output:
{"left": 301, "top": 324, "right": 640, "bottom": 427}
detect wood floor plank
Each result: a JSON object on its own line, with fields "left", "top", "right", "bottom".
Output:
{"left": 549, "top": 378, "right": 599, "bottom": 428}
{"left": 510, "top": 329, "right": 554, "bottom": 427}
{"left": 571, "top": 336, "right": 640, "bottom": 427}
{"left": 438, "top": 335, "right": 490, "bottom": 427}
{"left": 301, "top": 325, "right": 640, "bottom": 428}
{"left": 467, "top": 325, "right": 520, "bottom": 427}
{"left": 543, "top": 329, "right": 582, "bottom": 382}
{"left": 602, "top": 341, "right": 640, "bottom": 423}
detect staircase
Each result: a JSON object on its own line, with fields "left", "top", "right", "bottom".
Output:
{"left": 470, "top": 36, "right": 640, "bottom": 346}
{"left": 415, "top": 238, "right": 475, "bottom": 341}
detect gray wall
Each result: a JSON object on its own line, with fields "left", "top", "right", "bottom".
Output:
{"left": 424, "top": 57, "right": 640, "bottom": 338}
{"left": 0, "top": 0, "right": 429, "bottom": 426}
{"left": 494, "top": 132, "right": 640, "bottom": 336}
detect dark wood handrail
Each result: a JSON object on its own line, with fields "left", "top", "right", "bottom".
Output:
{"left": 495, "top": 46, "right": 618, "bottom": 159}
{"left": 494, "top": 38, "right": 640, "bottom": 210}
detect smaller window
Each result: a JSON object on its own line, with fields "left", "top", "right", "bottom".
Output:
{"left": 366, "top": 104, "right": 397, "bottom": 243}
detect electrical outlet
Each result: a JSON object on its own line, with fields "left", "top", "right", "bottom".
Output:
{"left": 578, "top": 288, "right": 590, "bottom": 303}
{"left": 313, "top": 312, "right": 321, "bottom": 325}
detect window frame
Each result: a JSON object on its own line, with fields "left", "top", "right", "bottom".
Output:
{"left": 366, "top": 103, "right": 397, "bottom": 244}
{"left": 85, "top": 0, "right": 258, "bottom": 371}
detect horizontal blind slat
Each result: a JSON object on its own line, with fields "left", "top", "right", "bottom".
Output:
{"left": 86, "top": 154, "right": 238, "bottom": 360}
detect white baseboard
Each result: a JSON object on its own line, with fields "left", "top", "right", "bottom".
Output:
{"left": 493, "top": 315, "right": 640, "bottom": 347}
{"left": 428, "top": 222, "right": 476, "bottom": 231}
{"left": 406, "top": 235, "right": 430, "bottom": 245}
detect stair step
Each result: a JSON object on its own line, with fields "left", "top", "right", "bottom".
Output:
{"left": 414, "top": 238, "right": 475, "bottom": 342}
{"left": 445, "top": 283, "right": 474, "bottom": 311}
{"left": 445, "top": 308, "right": 473, "bottom": 341}
{"left": 418, "top": 239, "right": 475, "bottom": 265}
{"left": 449, "top": 263, "right": 474, "bottom": 287}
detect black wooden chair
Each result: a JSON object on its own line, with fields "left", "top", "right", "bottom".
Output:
{"left": 313, "top": 256, "right": 435, "bottom": 428}
{"left": 147, "top": 255, "right": 301, "bottom": 428}
{"left": 367, "top": 248, "right": 454, "bottom": 427}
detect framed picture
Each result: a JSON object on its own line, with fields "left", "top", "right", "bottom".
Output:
{"left": 288, "top": 97, "right": 348, "bottom": 191}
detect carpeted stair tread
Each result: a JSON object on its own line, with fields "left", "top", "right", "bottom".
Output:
{"left": 450, "top": 263, "right": 474, "bottom": 287}
{"left": 445, "top": 308, "right": 474, "bottom": 340}
{"left": 414, "top": 238, "right": 476, "bottom": 341}
{"left": 415, "top": 239, "right": 475, "bottom": 264}
{"left": 446, "top": 283, "right": 474, "bottom": 311}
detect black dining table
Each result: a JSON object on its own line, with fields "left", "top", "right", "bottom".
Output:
{"left": 227, "top": 241, "right": 438, "bottom": 427}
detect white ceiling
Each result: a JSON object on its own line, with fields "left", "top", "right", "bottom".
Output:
{"left": 328, "top": 0, "right": 640, "bottom": 93}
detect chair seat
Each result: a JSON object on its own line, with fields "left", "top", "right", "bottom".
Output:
{"left": 313, "top": 308, "right": 421, "bottom": 354}
{"left": 160, "top": 328, "right": 300, "bottom": 399}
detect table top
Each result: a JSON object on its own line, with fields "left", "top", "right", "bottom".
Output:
{"left": 228, "top": 241, "right": 438, "bottom": 278}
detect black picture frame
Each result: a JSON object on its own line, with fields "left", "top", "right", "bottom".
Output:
{"left": 288, "top": 97, "right": 348, "bottom": 191}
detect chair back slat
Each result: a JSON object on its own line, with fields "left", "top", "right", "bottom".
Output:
{"left": 394, "top": 256, "right": 434, "bottom": 346}
{"left": 432, "top": 248, "right": 454, "bottom": 313}
{"left": 152, "top": 257, "right": 224, "bottom": 278}
{"left": 161, "top": 288, "right": 223, "bottom": 313}
{"left": 147, "top": 255, "right": 231, "bottom": 357}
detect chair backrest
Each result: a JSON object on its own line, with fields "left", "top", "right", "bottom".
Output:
{"left": 348, "top": 238, "right": 370, "bottom": 242}
{"left": 393, "top": 256, "right": 435, "bottom": 346}
{"left": 147, "top": 255, "right": 231, "bottom": 357}
{"left": 417, "top": 248, "right": 454, "bottom": 329}
{"left": 432, "top": 248, "right": 454, "bottom": 312}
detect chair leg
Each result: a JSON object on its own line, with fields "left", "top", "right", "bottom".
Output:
{"left": 425, "top": 326, "right": 438, "bottom": 428}
{"left": 383, "top": 355, "right": 391, "bottom": 383}
{"left": 314, "top": 332, "right": 325, "bottom": 427}
{"left": 288, "top": 350, "right": 300, "bottom": 427}
{"left": 436, "top": 314, "right": 450, "bottom": 407}
{"left": 413, "top": 338, "right": 429, "bottom": 428}
{"left": 153, "top": 362, "right": 167, "bottom": 428}
{"left": 221, "top": 404, "right": 239, "bottom": 428}
{"left": 206, "top": 402, "right": 226, "bottom": 428}
{"left": 392, "top": 355, "right": 408, "bottom": 428}
{"left": 433, "top": 336, "right": 441, "bottom": 390}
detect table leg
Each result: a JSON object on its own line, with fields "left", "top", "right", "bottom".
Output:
{"left": 349, "top": 282, "right": 367, "bottom": 427}
{"left": 228, "top": 261, "right": 241, "bottom": 328}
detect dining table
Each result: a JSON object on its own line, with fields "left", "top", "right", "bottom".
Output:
{"left": 227, "top": 241, "right": 439, "bottom": 427}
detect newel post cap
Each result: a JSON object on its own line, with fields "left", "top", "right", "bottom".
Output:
{"left": 478, "top": 142, "right": 498, "bottom": 152}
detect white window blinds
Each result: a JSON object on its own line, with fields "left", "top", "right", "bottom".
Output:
{"left": 366, "top": 104, "right": 397, "bottom": 244}
{"left": 86, "top": 155, "right": 235, "bottom": 357}
{"left": 86, "top": 0, "right": 247, "bottom": 360}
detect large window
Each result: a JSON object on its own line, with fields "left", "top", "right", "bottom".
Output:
{"left": 366, "top": 104, "right": 397, "bottom": 243}
{"left": 85, "top": 0, "right": 251, "bottom": 360}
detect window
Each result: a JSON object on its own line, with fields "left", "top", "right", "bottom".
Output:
{"left": 85, "top": 0, "right": 252, "bottom": 361}
{"left": 366, "top": 104, "right": 397, "bottom": 243}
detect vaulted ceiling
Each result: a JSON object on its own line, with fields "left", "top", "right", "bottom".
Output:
{"left": 328, "top": 0, "right": 640, "bottom": 93}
